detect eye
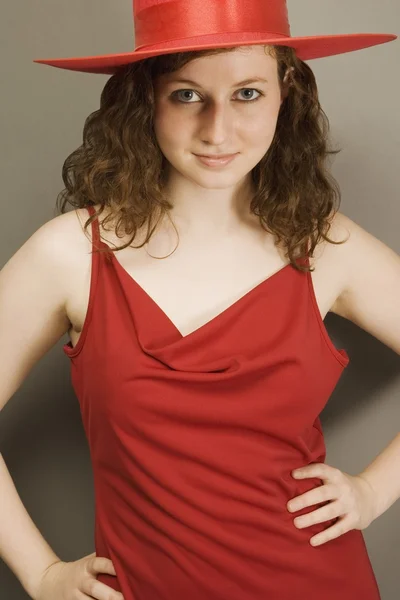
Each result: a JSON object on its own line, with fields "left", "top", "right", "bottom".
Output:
{"left": 171, "top": 88, "right": 263, "bottom": 104}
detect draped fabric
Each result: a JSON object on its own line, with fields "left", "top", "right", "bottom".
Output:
{"left": 63, "top": 205, "right": 380, "bottom": 599}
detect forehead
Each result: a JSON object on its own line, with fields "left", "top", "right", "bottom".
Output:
{"left": 159, "top": 45, "right": 278, "bottom": 85}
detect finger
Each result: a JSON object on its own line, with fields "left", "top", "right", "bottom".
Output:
{"left": 288, "top": 484, "right": 336, "bottom": 513}
{"left": 81, "top": 577, "right": 124, "bottom": 600}
{"left": 88, "top": 556, "right": 117, "bottom": 577}
{"left": 293, "top": 500, "right": 341, "bottom": 529}
{"left": 309, "top": 515, "right": 352, "bottom": 547}
{"left": 294, "top": 464, "right": 340, "bottom": 481}
{"left": 75, "top": 590, "right": 95, "bottom": 600}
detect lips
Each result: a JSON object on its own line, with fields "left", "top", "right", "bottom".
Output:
{"left": 195, "top": 153, "right": 237, "bottom": 159}
{"left": 194, "top": 153, "right": 238, "bottom": 167}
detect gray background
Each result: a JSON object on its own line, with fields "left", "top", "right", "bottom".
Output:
{"left": 0, "top": 0, "right": 399, "bottom": 598}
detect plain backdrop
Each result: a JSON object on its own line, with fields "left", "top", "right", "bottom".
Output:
{"left": 0, "top": 1, "right": 399, "bottom": 598}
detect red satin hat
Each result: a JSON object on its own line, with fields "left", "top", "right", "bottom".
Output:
{"left": 33, "top": 0, "right": 397, "bottom": 74}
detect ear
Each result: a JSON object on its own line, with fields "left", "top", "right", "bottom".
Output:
{"left": 283, "top": 66, "right": 295, "bottom": 85}
{"left": 281, "top": 67, "right": 294, "bottom": 103}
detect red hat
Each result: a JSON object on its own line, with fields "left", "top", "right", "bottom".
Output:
{"left": 33, "top": 0, "right": 397, "bottom": 75}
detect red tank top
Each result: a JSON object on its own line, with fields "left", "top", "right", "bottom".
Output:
{"left": 63, "top": 205, "right": 380, "bottom": 599}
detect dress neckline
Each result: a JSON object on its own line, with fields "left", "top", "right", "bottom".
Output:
{"left": 108, "top": 250, "right": 293, "bottom": 340}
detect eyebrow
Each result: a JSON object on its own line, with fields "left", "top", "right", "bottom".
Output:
{"left": 167, "top": 77, "right": 269, "bottom": 88}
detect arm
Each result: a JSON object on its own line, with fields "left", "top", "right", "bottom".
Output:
{"left": 333, "top": 212, "right": 400, "bottom": 520}
{"left": 0, "top": 454, "right": 62, "bottom": 598}
{"left": 0, "top": 215, "right": 73, "bottom": 598}
{"left": 359, "top": 433, "right": 400, "bottom": 520}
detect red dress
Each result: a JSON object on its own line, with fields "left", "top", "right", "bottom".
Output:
{"left": 64, "top": 205, "right": 380, "bottom": 599}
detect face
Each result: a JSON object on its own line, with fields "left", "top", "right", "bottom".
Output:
{"left": 153, "top": 45, "right": 284, "bottom": 194}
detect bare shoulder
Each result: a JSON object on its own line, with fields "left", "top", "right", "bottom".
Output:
{"left": 319, "top": 210, "right": 399, "bottom": 322}
{"left": 0, "top": 209, "right": 90, "bottom": 408}
{"left": 57, "top": 207, "right": 93, "bottom": 252}
{"left": 56, "top": 204, "right": 119, "bottom": 331}
{"left": 35, "top": 207, "right": 94, "bottom": 285}
{"left": 65, "top": 203, "right": 124, "bottom": 247}
{"left": 310, "top": 209, "right": 352, "bottom": 264}
{"left": 51, "top": 203, "right": 115, "bottom": 265}
{"left": 321, "top": 211, "right": 400, "bottom": 353}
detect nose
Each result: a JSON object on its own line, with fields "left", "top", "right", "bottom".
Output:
{"left": 197, "top": 101, "right": 235, "bottom": 146}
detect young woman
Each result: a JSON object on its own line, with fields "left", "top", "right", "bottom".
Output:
{"left": 1, "top": 1, "right": 398, "bottom": 599}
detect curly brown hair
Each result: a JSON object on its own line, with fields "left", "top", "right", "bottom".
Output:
{"left": 56, "top": 44, "right": 347, "bottom": 271}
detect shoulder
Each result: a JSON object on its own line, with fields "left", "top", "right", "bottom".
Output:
{"left": 312, "top": 209, "right": 352, "bottom": 260}
{"left": 323, "top": 210, "right": 400, "bottom": 329}
{"left": 37, "top": 207, "right": 94, "bottom": 263}
{"left": 36, "top": 206, "right": 103, "bottom": 332}
{"left": 323, "top": 209, "right": 387, "bottom": 281}
{"left": 28, "top": 207, "right": 99, "bottom": 305}
{"left": 19, "top": 207, "right": 92, "bottom": 269}
{"left": 45, "top": 203, "right": 112, "bottom": 251}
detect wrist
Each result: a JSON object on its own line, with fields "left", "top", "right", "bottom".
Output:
{"left": 26, "top": 556, "right": 63, "bottom": 600}
{"left": 357, "top": 471, "right": 380, "bottom": 522}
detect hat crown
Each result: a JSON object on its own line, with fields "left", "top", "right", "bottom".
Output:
{"left": 34, "top": 0, "right": 397, "bottom": 73}
{"left": 133, "top": 0, "right": 291, "bottom": 51}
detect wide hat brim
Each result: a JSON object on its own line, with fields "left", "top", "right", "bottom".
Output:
{"left": 33, "top": 32, "right": 397, "bottom": 75}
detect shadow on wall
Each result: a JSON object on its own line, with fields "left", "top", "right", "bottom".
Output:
{"left": 323, "top": 313, "right": 400, "bottom": 423}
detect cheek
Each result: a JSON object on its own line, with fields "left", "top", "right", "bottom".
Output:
{"left": 154, "top": 110, "right": 188, "bottom": 147}
{"left": 250, "top": 104, "right": 280, "bottom": 138}
{"left": 153, "top": 116, "right": 189, "bottom": 163}
{"left": 243, "top": 118, "right": 278, "bottom": 151}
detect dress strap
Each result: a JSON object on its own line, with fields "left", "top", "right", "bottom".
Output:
{"left": 300, "top": 236, "right": 312, "bottom": 269}
{"left": 86, "top": 204, "right": 100, "bottom": 247}
{"left": 85, "top": 204, "right": 113, "bottom": 262}
{"left": 293, "top": 240, "right": 311, "bottom": 270}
